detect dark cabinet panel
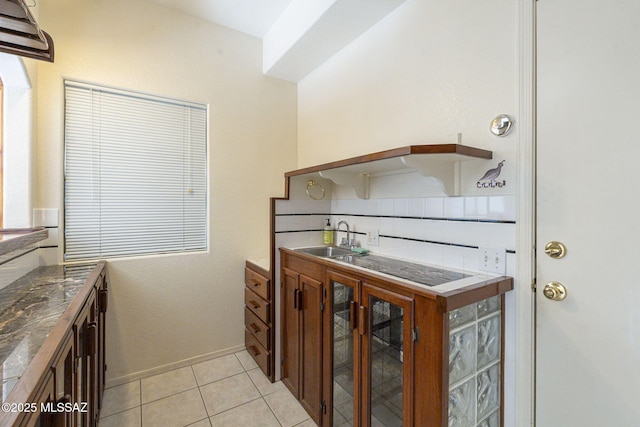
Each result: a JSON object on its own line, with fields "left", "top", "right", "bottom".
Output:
{"left": 280, "top": 263, "right": 324, "bottom": 425}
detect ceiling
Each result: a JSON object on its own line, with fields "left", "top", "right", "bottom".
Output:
{"left": 146, "top": 0, "right": 295, "bottom": 38}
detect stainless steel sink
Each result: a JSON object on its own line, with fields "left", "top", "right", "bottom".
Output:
{"left": 294, "top": 246, "right": 354, "bottom": 258}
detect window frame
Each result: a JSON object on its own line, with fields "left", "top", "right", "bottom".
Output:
{"left": 63, "top": 80, "right": 209, "bottom": 261}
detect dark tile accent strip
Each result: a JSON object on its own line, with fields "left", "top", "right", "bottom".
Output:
{"left": 275, "top": 229, "right": 323, "bottom": 234}
{"left": 275, "top": 212, "right": 516, "bottom": 225}
{"left": 275, "top": 230, "right": 517, "bottom": 254}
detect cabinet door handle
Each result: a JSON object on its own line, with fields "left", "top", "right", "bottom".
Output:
{"left": 297, "top": 289, "right": 303, "bottom": 311}
{"left": 99, "top": 289, "right": 108, "bottom": 313}
{"left": 293, "top": 289, "right": 298, "bottom": 310}
{"left": 349, "top": 301, "right": 357, "bottom": 330}
{"left": 87, "top": 322, "right": 97, "bottom": 356}
{"left": 359, "top": 306, "right": 367, "bottom": 336}
{"left": 250, "top": 322, "right": 261, "bottom": 333}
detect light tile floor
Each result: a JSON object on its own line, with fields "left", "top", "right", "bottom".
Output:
{"left": 98, "top": 350, "right": 317, "bottom": 427}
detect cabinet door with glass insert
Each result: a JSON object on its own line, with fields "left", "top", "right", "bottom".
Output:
{"left": 360, "top": 283, "right": 413, "bottom": 427}
{"left": 324, "top": 271, "right": 361, "bottom": 427}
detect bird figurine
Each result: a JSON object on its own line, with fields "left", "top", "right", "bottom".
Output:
{"left": 478, "top": 160, "right": 505, "bottom": 185}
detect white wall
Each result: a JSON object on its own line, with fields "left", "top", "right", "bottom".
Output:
{"left": 34, "top": 0, "right": 297, "bottom": 383}
{"left": 0, "top": 54, "right": 34, "bottom": 228}
{"left": 298, "top": 0, "right": 517, "bottom": 194}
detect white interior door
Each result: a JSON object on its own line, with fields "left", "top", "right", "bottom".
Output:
{"left": 536, "top": 0, "right": 640, "bottom": 425}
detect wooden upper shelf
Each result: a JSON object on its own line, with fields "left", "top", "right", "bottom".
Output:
{"left": 285, "top": 144, "right": 493, "bottom": 197}
{"left": 285, "top": 144, "right": 492, "bottom": 178}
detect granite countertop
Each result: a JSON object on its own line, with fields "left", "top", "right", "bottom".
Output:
{"left": 289, "top": 246, "right": 505, "bottom": 295}
{"left": 328, "top": 253, "right": 471, "bottom": 286}
{"left": 0, "top": 264, "right": 97, "bottom": 401}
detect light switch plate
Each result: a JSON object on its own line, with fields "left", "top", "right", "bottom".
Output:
{"left": 479, "top": 247, "right": 506, "bottom": 274}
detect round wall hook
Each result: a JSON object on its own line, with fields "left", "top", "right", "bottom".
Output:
{"left": 490, "top": 114, "right": 514, "bottom": 137}
{"left": 306, "top": 180, "right": 326, "bottom": 200}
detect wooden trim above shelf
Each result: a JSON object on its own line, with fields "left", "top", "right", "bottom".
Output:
{"left": 285, "top": 144, "right": 492, "bottom": 178}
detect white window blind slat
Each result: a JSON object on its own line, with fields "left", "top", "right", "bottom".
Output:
{"left": 64, "top": 81, "right": 207, "bottom": 260}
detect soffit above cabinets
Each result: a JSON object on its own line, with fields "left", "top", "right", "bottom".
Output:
{"left": 263, "top": 0, "right": 407, "bottom": 82}
{"left": 147, "top": 0, "right": 407, "bottom": 82}
{"left": 285, "top": 144, "right": 493, "bottom": 198}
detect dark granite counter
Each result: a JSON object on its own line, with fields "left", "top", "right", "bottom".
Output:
{"left": 0, "top": 264, "right": 97, "bottom": 401}
{"left": 289, "top": 246, "right": 505, "bottom": 296}
{"left": 328, "top": 253, "right": 470, "bottom": 287}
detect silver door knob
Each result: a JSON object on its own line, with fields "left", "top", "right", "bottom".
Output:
{"left": 543, "top": 281, "right": 567, "bottom": 301}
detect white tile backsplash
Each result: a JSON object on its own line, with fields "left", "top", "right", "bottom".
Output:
{"left": 0, "top": 249, "right": 40, "bottom": 290}
{"left": 38, "top": 247, "right": 59, "bottom": 266}
{"left": 275, "top": 195, "right": 515, "bottom": 274}
{"left": 38, "top": 227, "right": 59, "bottom": 247}
{"left": 32, "top": 208, "right": 59, "bottom": 227}
{"left": 425, "top": 197, "right": 445, "bottom": 217}
{"left": 443, "top": 197, "right": 465, "bottom": 218}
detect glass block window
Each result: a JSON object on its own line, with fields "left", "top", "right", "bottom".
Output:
{"left": 448, "top": 296, "right": 501, "bottom": 427}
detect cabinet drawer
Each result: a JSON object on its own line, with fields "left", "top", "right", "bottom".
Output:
{"left": 245, "top": 307, "right": 270, "bottom": 349}
{"left": 245, "top": 329, "right": 270, "bottom": 377}
{"left": 245, "top": 287, "right": 270, "bottom": 324}
{"left": 245, "top": 267, "right": 270, "bottom": 301}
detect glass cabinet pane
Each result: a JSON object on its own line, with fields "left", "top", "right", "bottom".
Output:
{"left": 369, "top": 296, "right": 404, "bottom": 427}
{"left": 332, "top": 280, "right": 355, "bottom": 427}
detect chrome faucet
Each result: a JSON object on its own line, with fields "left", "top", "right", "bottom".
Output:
{"left": 336, "top": 220, "right": 351, "bottom": 248}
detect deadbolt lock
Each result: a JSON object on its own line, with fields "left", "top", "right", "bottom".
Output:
{"left": 544, "top": 241, "right": 567, "bottom": 259}
{"left": 543, "top": 281, "right": 567, "bottom": 301}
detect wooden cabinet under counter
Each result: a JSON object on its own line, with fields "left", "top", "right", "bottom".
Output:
{"left": 244, "top": 260, "right": 274, "bottom": 381}
{"left": 0, "top": 262, "right": 108, "bottom": 427}
{"left": 280, "top": 248, "right": 513, "bottom": 427}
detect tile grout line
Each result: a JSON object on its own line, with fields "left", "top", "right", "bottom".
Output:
{"left": 191, "top": 364, "right": 213, "bottom": 425}
{"left": 243, "top": 367, "right": 284, "bottom": 426}
{"left": 235, "top": 351, "right": 285, "bottom": 426}
{"left": 101, "top": 351, "right": 279, "bottom": 427}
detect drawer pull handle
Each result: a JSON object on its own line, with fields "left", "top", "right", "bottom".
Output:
{"left": 249, "top": 345, "right": 261, "bottom": 356}
{"left": 250, "top": 322, "right": 260, "bottom": 333}
{"left": 253, "top": 281, "right": 260, "bottom": 287}
{"left": 250, "top": 300, "right": 260, "bottom": 309}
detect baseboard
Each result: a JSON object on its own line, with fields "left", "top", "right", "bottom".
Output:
{"left": 104, "top": 344, "right": 246, "bottom": 389}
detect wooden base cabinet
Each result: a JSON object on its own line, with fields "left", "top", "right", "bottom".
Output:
{"left": 244, "top": 262, "right": 274, "bottom": 380}
{"left": 1, "top": 263, "right": 108, "bottom": 427}
{"left": 280, "top": 249, "right": 512, "bottom": 427}
{"left": 324, "top": 271, "right": 415, "bottom": 427}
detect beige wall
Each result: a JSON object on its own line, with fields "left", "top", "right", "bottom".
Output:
{"left": 297, "top": 0, "right": 517, "bottom": 194}
{"left": 34, "top": 0, "right": 297, "bottom": 383}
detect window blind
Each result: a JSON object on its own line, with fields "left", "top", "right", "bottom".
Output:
{"left": 64, "top": 81, "right": 207, "bottom": 260}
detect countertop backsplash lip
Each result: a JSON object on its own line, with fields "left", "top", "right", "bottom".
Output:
{"left": 0, "top": 227, "right": 48, "bottom": 257}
